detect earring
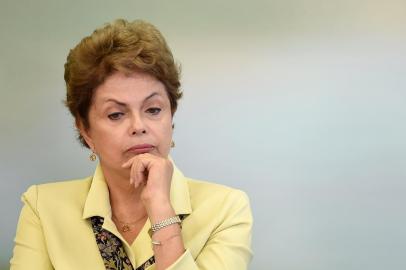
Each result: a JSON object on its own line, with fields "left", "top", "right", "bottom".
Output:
{"left": 171, "top": 140, "right": 175, "bottom": 148}
{"left": 89, "top": 152, "right": 97, "bottom": 161}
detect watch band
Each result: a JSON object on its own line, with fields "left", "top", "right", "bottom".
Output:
{"left": 151, "top": 216, "right": 181, "bottom": 233}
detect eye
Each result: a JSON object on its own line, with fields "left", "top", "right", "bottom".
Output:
{"left": 108, "top": 112, "right": 124, "bottom": 120}
{"left": 146, "top": 107, "right": 161, "bottom": 115}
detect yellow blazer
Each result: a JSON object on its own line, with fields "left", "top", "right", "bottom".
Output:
{"left": 10, "top": 162, "right": 253, "bottom": 269}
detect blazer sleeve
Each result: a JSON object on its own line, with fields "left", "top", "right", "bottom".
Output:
{"left": 10, "top": 185, "right": 53, "bottom": 270}
{"left": 167, "top": 189, "right": 253, "bottom": 270}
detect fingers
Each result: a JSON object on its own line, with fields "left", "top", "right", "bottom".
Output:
{"left": 122, "top": 158, "right": 134, "bottom": 169}
{"left": 123, "top": 154, "right": 155, "bottom": 188}
{"left": 128, "top": 158, "right": 137, "bottom": 185}
{"left": 132, "top": 158, "right": 147, "bottom": 188}
{"left": 122, "top": 153, "right": 155, "bottom": 168}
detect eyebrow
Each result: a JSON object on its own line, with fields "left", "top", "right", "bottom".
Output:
{"left": 103, "top": 92, "right": 160, "bottom": 106}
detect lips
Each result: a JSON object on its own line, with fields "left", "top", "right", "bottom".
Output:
{"left": 126, "top": 144, "right": 154, "bottom": 154}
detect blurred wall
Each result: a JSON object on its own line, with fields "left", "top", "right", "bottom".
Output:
{"left": 1, "top": 0, "right": 405, "bottom": 269}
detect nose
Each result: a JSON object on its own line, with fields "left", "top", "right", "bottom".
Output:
{"left": 129, "top": 114, "right": 147, "bottom": 135}
{"left": 132, "top": 129, "right": 146, "bottom": 135}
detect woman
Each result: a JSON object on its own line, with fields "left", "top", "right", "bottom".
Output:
{"left": 10, "top": 19, "right": 252, "bottom": 270}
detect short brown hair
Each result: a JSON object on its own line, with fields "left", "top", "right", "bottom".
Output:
{"left": 64, "top": 19, "right": 182, "bottom": 148}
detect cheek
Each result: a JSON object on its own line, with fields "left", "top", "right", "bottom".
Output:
{"left": 156, "top": 118, "right": 173, "bottom": 143}
{"left": 156, "top": 125, "right": 172, "bottom": 142}
{"left": 162, "top": 117, "right": 173, "bottom": 138}
{"left": 93, "top": 125, "right": 123, "bottom": 148}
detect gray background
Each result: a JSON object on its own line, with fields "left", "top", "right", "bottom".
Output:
{"left": 1, "top": 0, "right": 405, "bottom": 269}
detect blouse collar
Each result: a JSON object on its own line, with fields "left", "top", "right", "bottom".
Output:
{"left": 82, "top": 157, "right": 192, "bottom": 220}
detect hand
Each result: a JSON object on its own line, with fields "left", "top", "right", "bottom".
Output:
{"left": 122, "top": 153, "right": 173, "bottom": 206}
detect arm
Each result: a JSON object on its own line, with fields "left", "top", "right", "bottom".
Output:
{"left": 125, "top": 154, "right": 187, "bottom": 270}
{"left": 123, "top": 154, "right": 253, "bottom": 269}
{"left": 166, "top": 190, "right": 253, "bottom": 270}
{"left": 10, "top": 185, "right": 53, "bottom": 270}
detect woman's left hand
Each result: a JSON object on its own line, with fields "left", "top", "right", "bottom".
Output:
{"left": 122, "top": 153, "right": 173, "bottom": 208}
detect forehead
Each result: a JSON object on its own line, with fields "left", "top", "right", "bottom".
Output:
{"left": 93, "top": 72, "right": 167, "bottom": 103}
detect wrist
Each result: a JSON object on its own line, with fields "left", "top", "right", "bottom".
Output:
{"left": 145, "top": 200, "right": 175, "bottom": 224}
{"left": 141, "top": 191, "right": 170, "bottom": 205}
{"left": 151, "top": 216, "right": 181, "bottom": 233}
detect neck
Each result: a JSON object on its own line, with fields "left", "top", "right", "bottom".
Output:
{"left": 100, "top": 163, "right": 146, "bottom": 219}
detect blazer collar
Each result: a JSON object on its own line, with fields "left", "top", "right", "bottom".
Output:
{"left": 82, "top": 158, "right": 192, "bottom": 220}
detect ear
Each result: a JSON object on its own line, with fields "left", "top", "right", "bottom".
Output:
{"left": 76, "top": 119, "right": 95, "bottom": 151}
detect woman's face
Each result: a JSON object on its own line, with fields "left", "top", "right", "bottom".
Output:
{"left": 80, "top": 71, "right": 173, "bottom": 173}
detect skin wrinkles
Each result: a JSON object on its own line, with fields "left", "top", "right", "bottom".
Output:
{"left": 77, "top": 71, "right": 185, "bottom": 270}
{"left": 81, "top": 72, "right": 172, "bottom": 171}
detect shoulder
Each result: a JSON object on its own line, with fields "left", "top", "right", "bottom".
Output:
{"left": 185, "top": 177, "right": 251, "bottom": 215}
{"left": 21, "top": 176, "right": 92, "bottom": 213}
{"left": 187, "top": 177, "right": 249, "bottom": 200}
{"left": 180, "top": 176, "right": 253, "bottom": 254}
